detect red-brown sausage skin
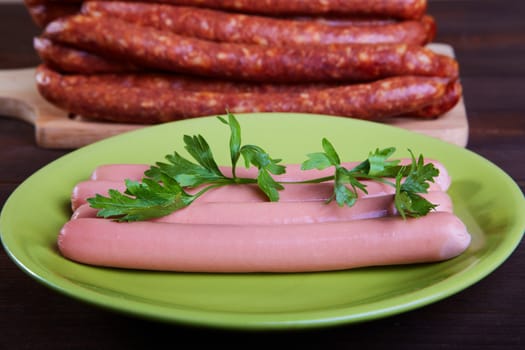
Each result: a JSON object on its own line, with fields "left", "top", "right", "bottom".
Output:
{"left": 43, "top": 15, "right": 458, "bottom": 83}
{"left": 34, "top": 37, "right": 138, "bottom": 74}
{"left": 25, "top": 1, "right": 81, "bottom": 28}
{"left": 24, "top": 0, "right": 82, "bottom": 4}
{"left": 82, "top": 2, "right": 433, "bottom": 46}
{"left": 36, "top": 65, "right": 455, "bottom": 123}
{"left": 100, "top": 0, "right": 427, "bottom": 20}
{"left": 408, "top": 79, "right": 463, "bottom": 118}
{"left": 420, "top": 14, "right": 437, "bottom": 43}
{"left": 34, "top": 61, "right": 339, "bottom": 92}
{"left": 31, "top": 41, "right": 461, "bottom": 120}
{"left": 32, "top": 35, "right": 441, "bottom": 77}
{"left": 24, "top": 0, "right": 427, "bottom": 23}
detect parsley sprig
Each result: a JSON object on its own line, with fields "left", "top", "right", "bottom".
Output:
{"left": 87, "top": 113, "right": 440, "bottom": 221}
{"left": 302, "top": 138, "right": 438, "bottom": 218}
{"left": 88, "top": 112, "right": 285, "bottom": 220}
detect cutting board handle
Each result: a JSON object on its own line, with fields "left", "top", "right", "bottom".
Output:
{"left": 0, "top": 67, "right": 143, "bottom": 148}
{"left": 0, "top": 68, "right": 39, "bottom": 125}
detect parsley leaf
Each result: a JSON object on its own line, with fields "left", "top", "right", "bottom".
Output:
{"left": 182, "top": 134, "right": 223, "bottom": 177}
{"left": 395, "top": 172, "right": 438, "bottom": 219}
{"left": 393, "top": 150, "right": 439, "bottom": 218}
{"left": 145, "top": 151, "right": 225, "bottom": 187}
{"left": 302, "top": 139, "right": 398, "bottom": 207}
{"left": 352, "top": 147, "right": 401, "bottom": 177}
{"left": 302, "top": 138, "right": 340, "bottom": 170}
{"left": 218, "top": 111, "right": 242, "bottom": 177}
{"left": 240, "top": 144, "right": 285, "bottom": 201}
{"left": 400, "top": 150, "right": 439, "bottom": 193}
{"left": 301, "top": 140, "right": 439, "bottom": 216}
{"left": 87, "top": 175, "right": 195, "bottom": 222}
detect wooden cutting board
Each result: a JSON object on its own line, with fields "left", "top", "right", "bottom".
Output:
{"left": 0, "top": 43, "right": 468, "bottom": 149}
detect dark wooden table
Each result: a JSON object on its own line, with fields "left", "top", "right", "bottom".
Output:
{"left": 1, "top": 1, "right": 524, "bottom": 348}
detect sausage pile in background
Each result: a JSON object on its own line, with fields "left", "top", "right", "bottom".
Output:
{"left": 25, "top": 0, "right": 463, "bottom": 124}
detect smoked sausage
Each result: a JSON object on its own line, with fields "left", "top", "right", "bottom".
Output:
{"left": 43, "top": 15, "right": 458, "bottom": 83}
{"left": 36, "top": 65, "right": 455, "bottom": 123}
{"left": 24, "top": 1, "right": 80, "bottom": 28}
{"left": 32, "top": 43, "right": 461, "bottom": 120}
{"left": 105, "top": 0, "right": 428, "bottom": 20}
{"left": 34, "top": 37, "right": 138, "bottom": 74}
{"left": 409, "top": 79, "right": 462, "bottom": 118}
{"left": 82, "top": 2, "right": 434, "bottom": 46}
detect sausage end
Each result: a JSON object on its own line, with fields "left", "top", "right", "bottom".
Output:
{"left": 439, "top": 215, "right": 471, "bottom": 260}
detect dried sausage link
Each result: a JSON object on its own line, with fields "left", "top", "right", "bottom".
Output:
{"left": 24, "top": 0, "right": 426, "bottom": 20}
{"left": 408, "top": 79, "right": 462, "bottom": 118}
{"left": 33, "top": 30, "right": 437, "bottom": 76}
{"left": 83, "top": 2, "right": 432, "bottom": 46}
{"left": 33, "top": 46, "right": 339, "bottom": 91}
{"left": 24, "top": 0, "right": 80, "bottom": 28}
{"left": 33, "top": 40, "right": 460, "bottom": 116}
{"left": 290, "top": 16, "right": 398, "bottom": 27}
{"left": 34, "top": 37, "right": 138, "bottom": 73}
{"left": 24, "top": 0, "right": 81, "bottom": 5}
{"left": 101, "top": 0, "right": 427, "bottom": 20}
{"left": 420, "top": 14, "right": 437, "bottom": 43}
{"left": 43, "top": 15, "right": 458, "bottom": 83}
{"left": 33, "top": 39, "right": 340, "bottom": 91}
{"left": 36, "top": 64, "right": 453, "bottom": 124}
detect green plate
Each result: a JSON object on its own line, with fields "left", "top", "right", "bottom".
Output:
{"left": 1, "top": 113, "right": 524, "bottom": 330}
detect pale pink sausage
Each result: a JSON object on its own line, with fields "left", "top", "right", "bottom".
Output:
{"left": 90, "top": 159, "right": 451, "bottom": 190}
{"left": 58, "top": 212, "right": 471, "bottom": 272}
{"left": 90, "top": 163, "right": 146, "bottom": 181}
{"left": 71, "top": 203, "right": 100, "bottom": 220}
{"left": 72, "top": 191, "right": 453, "bottom": 223}
{"left": 71, "top": 180, "right": 126, "bottom": 211}
{"left": 71, "top": 178, "right": 419, "bottom": 211}
{"left": 72, "top": 180, "right": 333, "bottom": 210}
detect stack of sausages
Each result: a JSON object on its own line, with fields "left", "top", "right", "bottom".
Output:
{"left": 25, "top": 0, "right": 463, "bottom": 124}
{"left": 58, "top": 160, "right": 472, "bottom": 272}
